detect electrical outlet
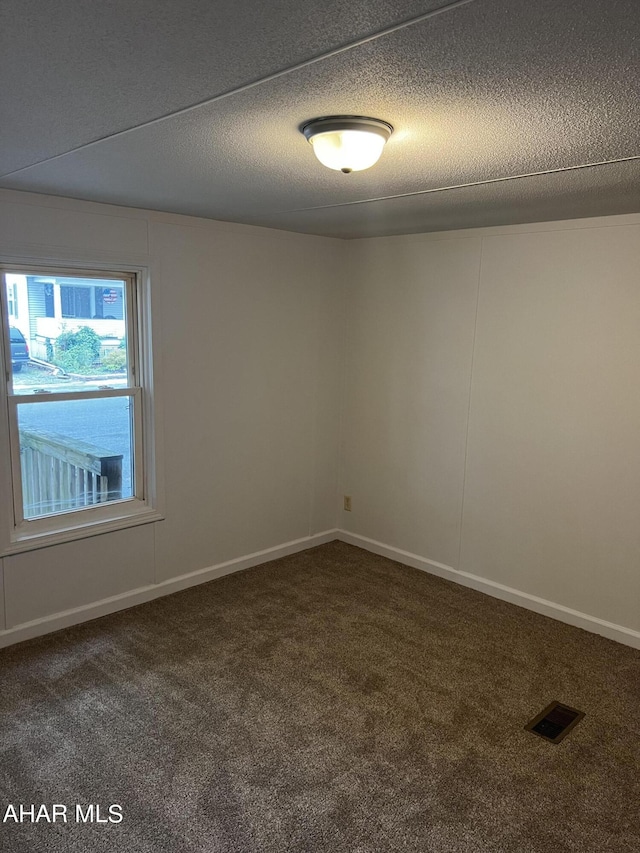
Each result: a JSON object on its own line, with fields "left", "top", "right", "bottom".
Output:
{"left": 343, "top": 495, "right": 352, "bottom": 512}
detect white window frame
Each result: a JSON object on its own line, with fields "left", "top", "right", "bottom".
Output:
{"left": 0, "top": 262, "right": 162, "bottom": 555}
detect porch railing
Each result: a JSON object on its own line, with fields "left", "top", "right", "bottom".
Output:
{"left": 20, "top": 429, "right": 123, "bottom": 518}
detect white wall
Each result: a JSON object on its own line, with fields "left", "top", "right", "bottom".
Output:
{"left": 2, "top": 188, "right": 640, "bottom": 650}
{"left": 341, "top": 215, "right": 640, "bottom": 645}
{"left": 340, "top": 235, "right": 481, "bottom": 568}
{"left": 0, "top": 190, "right": 344, "bottom": 644}
{"left": 149, "top": 213, "right": 345, "bottom": 581}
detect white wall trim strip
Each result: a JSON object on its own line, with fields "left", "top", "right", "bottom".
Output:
{"left": 0, "top": 529, "right": 339, "bottom": 649}
{"left": 5, "top": 528, "right": 638, "bottom": 652}
{"left": 337, "top": 530, "right": 640, "bottom": 650}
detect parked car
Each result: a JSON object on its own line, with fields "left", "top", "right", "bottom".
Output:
{"left": 10, "top": 326, "right": 29, "bottom": 372}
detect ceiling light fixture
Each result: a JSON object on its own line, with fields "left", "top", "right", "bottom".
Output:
{"left": 301, "top": 116, "right": 393, "bottom": 174}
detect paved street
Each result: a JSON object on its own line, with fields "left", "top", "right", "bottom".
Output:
{"left": 15, "top": 366, "right": 133, "bottom": 496}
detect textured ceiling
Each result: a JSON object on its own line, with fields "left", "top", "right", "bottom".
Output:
{"left": 1, "top": 0, "right": 638, "bottom": 238}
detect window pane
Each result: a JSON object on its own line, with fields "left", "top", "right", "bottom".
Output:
{"left": 16, "top": 397, "right": 134, "bottom": 519}
{"left": 4, "top": 273, "right": 129, "bottom": 394}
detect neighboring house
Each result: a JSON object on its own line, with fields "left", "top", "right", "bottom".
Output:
{"left": 7, "top": 274, "right": 125, "bottom": 362}
{"left": 5, "top": 274, "right": 30, "bottom": 341}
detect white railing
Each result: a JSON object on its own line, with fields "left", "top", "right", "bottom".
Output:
{"left": 35, "top": 317, "right": 125, "bottom": 339}
{"left": 20, "top": 429, "right": 123, "bottom": 518}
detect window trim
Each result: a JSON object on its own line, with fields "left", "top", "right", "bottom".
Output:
{"left": 0, "top": 262, "right": 162, "bottom": 556}
{"left": 8, "top": 387, "right": 144, "bottom": 526}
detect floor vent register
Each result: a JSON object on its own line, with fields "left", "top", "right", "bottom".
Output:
{"left": 525, "top": 701, "right": 585, "bottom": 744}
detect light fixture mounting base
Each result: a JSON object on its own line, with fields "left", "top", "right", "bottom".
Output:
{"left": 301, "top": 115, "right": 393, "bottom": 142}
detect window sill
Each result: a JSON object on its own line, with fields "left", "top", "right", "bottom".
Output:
{"left": 2, "top": 505, "right": 164, "bottom": 556}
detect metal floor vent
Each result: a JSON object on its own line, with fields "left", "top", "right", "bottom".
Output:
{"left": 525, "top": 701, "right": 585, "bottom": 744}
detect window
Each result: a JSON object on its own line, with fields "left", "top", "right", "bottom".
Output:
{"left": 0, "top": 265, "right": 159, "bottom": 552}
{"left": 7, "top": 282, "right": 18, "bottom": 319}
{"left": 60, "top": 284, "right": 92, "bottom": 318}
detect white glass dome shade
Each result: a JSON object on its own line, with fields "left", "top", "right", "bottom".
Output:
{"left": 302, "top": 116, "right": 393, "bottom": 173}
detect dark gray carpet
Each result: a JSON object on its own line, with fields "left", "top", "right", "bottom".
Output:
{"left": 1, "top": 540, "right": 639, "bottom": 852}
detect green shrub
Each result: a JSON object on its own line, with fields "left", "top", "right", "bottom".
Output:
{"left": 102, "top": 349, "right": 127, "bottom": 372}
{"left": 54, "top": 327, "right": 101, "bottom": 374}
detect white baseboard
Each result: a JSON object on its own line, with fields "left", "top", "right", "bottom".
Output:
{"left": 0, "top": 529, "right": 339, "bottom": 649}
{"left": 5, "top": 527, "right": 639, "bottom": 652}
{"left": 337, "top": 530, "right": 640, "bottom": 651}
